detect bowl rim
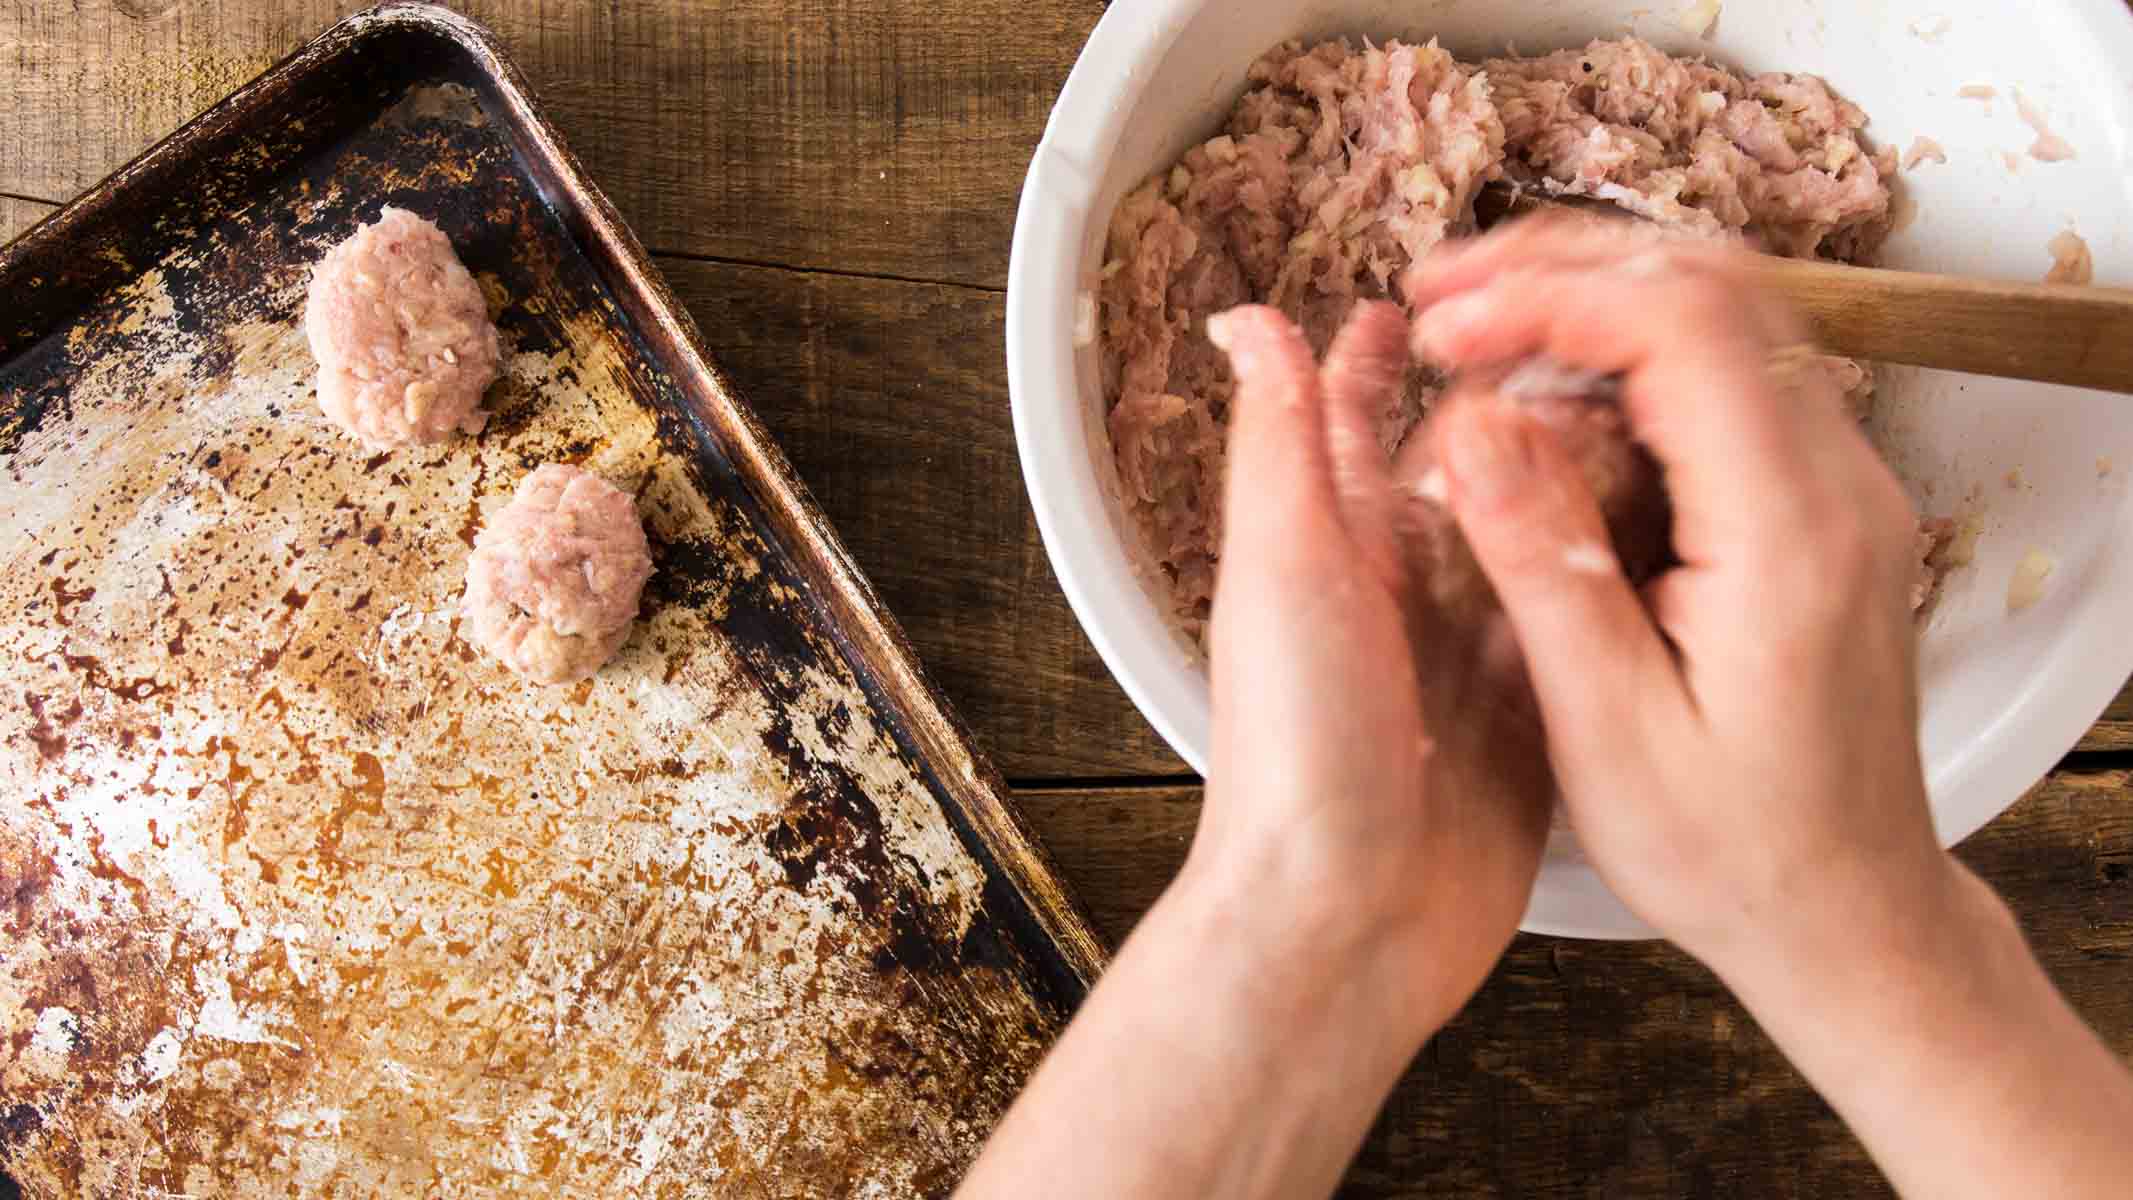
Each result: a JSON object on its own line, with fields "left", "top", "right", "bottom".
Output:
{"left": 1007, "top": 0, "right": 2133, "bottom": 939}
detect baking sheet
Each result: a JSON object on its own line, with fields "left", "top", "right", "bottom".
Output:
{"left": 0, "top": 6, "right": 1100, "bottom": 1195}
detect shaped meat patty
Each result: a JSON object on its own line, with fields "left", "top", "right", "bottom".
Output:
{"left": 305, "top": 207, "right": 500, "bottom": 450}
{"left": 462, "top": 464, "right": 654, "bottom": 685}
{"left": 1394, "top": 357, "right": 1674, "bottom": 632}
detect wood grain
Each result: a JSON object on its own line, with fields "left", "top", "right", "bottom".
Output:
{"left": 1482, "top": 184, "right": 2133, "bottom": 393}
{"left": 1763, "top": 257, "right": 2133, "bottom": 394}
{"left": 2080, "top": 678, "right": 2133, "bottom": 753}
{"left": 0, "top": 196, "right": 56, "bottom": 244}
{"left": 0, "top": 0, "right": 1099, "bottom": 290}
{"left": 1018, "top": 763, "right": 2133, "bottom": 1198}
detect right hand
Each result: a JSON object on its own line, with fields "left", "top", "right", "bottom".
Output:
{"left": 1402, "top": 221, "right": 1955, "bottom": 972}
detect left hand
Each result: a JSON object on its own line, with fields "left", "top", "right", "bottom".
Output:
{"left": 959, "top": 302, "right": 1553, "bottom": 1200}
{"left": 1188, "top": 301, "right": 1552, "bottom": 1035}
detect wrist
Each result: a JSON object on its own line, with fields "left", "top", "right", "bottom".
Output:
{"left": 1686, "top": 858, "right": 2133, "bottom": 1200}
{"left": 1159, "top": 852, "right": 1449, "bottom": 1052}
{"left": 1704, "top": 852, "right": 2021, "bottom": 1045}
{"left": 1682, "top": 835, "right": 1964, "bottom": 990}
{"left": 965, "top": 836, "right": 1451, "bottom": 1198}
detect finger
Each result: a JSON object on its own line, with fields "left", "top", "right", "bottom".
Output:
{"left": 1414, "top": 246, "right": 1803, "bottom": 367}
{"left": 1206, "top": 305, "right": 1342, "bottom": 559}
{"left": 1404, "top": 213, "right": 1680, "bottom": 309}
{"left": 1408, "top": 224, "right": 1809, "bottom": 364}
{"left": 1407, "top": 261, "right": 1824, "bottom": 558}
{"left": 1413, "top": 261, "right": 1752, "bottom": 368}
{"left": 1437, "top": 400, "right": 1687, "bottom": 745}
{"left": 1315, "top": 300, "right": 1411, "bottom": 581}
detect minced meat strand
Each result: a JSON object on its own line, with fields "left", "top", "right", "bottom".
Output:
{"left": 1102, "top": 36, "right": 1933, "bottom": 639}
{"left": 305, "top": 207, "right": 499, "bottom": 450}
{"left": 1485, "top": 39, "right": 1895, "bottom": 259}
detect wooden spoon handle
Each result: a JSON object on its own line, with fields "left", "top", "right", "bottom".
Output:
{"left": 1750, "top": 256, "right": 2133, "bottom": 394}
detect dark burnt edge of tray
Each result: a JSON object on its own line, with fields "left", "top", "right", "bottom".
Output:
{"left": 0, "top": 3, "right": 1105, "bottom": 1011}
{"left": 588, "top": 264, "right": 1102, "bottom": 1019}
{"left": 469, "top": 15, "right": 1112, "bottom": 1007}
{"left": 409, "top": 0, "right": 1110, "bottom": 1009}
{"left": 0, "top": 13, "right": 437, "bottom": 360}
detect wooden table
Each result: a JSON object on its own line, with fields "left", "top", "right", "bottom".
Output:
{"left": 3, "top": 3, "right": 2129, "bottom": 1195}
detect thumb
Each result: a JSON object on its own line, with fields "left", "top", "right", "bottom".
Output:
{"left": 1438, "top": 402, "right": 1683, "bottom": 746}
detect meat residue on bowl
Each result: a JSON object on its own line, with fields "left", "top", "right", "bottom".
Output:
{"left": 1679, "top": 0, "right": 1723, "bottom": 39}
{"left": 1099, "top": 36, "right": 1938, "bottom": 638}
{"left": 2045, "top": 228, "right": 2094, "bottom": 285}
{"left": 2014, "top": 89, "right": 2078, "bottom": 162}
{"left": 1902, "top": 135, "right": 1948, "bottom": 170}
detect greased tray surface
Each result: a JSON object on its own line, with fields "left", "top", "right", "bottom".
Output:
{"left": 0, "top": 7, "right": 1099, "bottom": 1195}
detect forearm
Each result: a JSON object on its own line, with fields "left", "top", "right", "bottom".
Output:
{"left": 958, "top": 861, "right": 1433, "bottom": 1200}
{"left": 1716, "top": 859, "right": 2133, "bottom": 1199}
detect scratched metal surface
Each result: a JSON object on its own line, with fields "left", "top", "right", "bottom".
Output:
{"left": 0, "top": 8, "right": 1099, "bottom": 1197}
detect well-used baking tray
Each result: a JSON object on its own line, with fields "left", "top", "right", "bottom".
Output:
{"left": 0, "top": 5, "right": 1103, "bottom": 1195}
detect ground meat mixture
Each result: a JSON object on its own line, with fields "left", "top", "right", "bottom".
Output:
{"left": 1902, "top": 136, "right": 1948, "bottom": 171}
{"left": 1913, "top": 518, "right": 1960, "bottom": 610}
{"left": 1103, "top": 40, "right": 1501, "bottom": 618}
{"left": 1772, "top": 349, "right": 1879, "bottom": 421}
{"left": 1484, "top": 39, "right": 1895, "bottom": 259}
{"left": 306, "top": 207, "right": 500, "bottom": 450}
{"left": 2014, "top": 90, "right": 2078, "bottom": 163}
{"left": 1102, "top": 36, "right": 1932, "bottom": 637}
{"left": 1394, "top": 359, "right": 1673, "bottom": 631}
{"left": 462, "top": 464, "right": 655, "bottom": 685}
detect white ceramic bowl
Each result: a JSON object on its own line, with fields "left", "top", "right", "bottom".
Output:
{"left": 1008, "top": 0, "right": 2133, "bottom": 938}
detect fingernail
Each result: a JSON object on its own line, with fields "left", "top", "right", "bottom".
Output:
{"left": 1445, "top": 412, "right": 1532, "bottom": 506}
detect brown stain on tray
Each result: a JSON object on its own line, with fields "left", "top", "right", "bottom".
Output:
{"left": 0, "top": 6, "right": 1100, "bottom": 1197}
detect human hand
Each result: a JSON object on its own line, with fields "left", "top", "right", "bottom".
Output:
{"left": 1394, "top": 222, "right": 2133, "bottom": 1200}
{"left": 1402, "top": 220, "right": 1952, "bottom": 974}
{"left": 1190, "top": 302, "right": 1551, "bottom": 1036}
{"left": 963, "top": 303, "right": 1558, "bottom": 1200}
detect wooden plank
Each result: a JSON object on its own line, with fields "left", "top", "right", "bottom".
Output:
{"left": 1017, "top": 763, "right": 2133, "bottom": 1197}
{"left": 658, "top": 256, "right": 1186, "bottom": 778}
{"left": 0, "top": 0, "right": 1098, "bottom": 290}
{"left": 2078, "top": 677, "right": 2133, "bottom": 753}
{"left": 0, "top": 195, "right": 56, "bottom": 244}
{"left": 1011, "top": 785, "right": 1195, "bottom": 941}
